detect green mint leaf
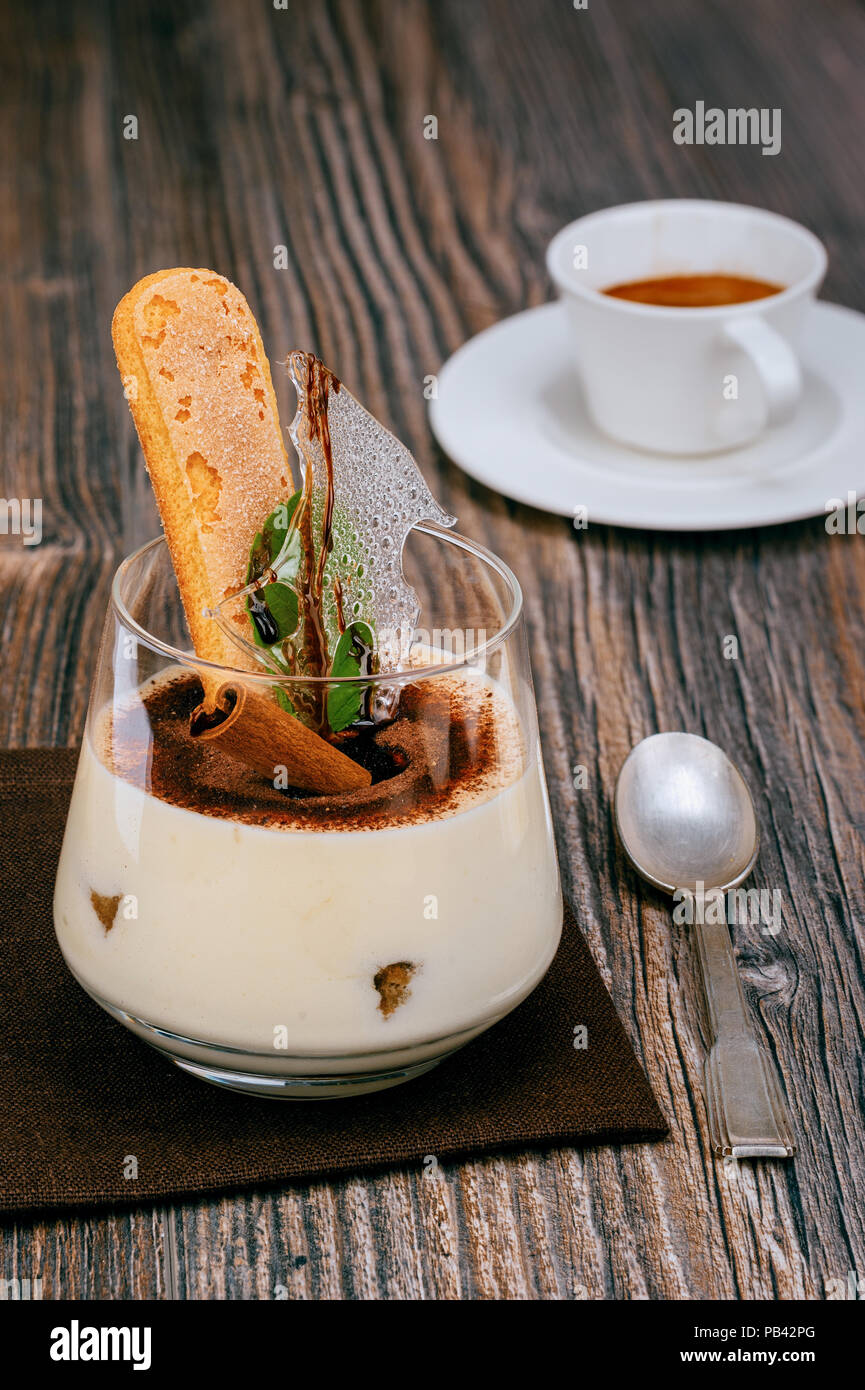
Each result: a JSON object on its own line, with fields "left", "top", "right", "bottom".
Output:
{"left": 273, "top": 686, "right": 296, "bottom": 717}
{"left": 246, "top": 492, "right": 302, "bottom": 662}
{"left": 247, "top": 494, "right": 378, "bottom": 736}
{"left": 327, "top": 621, "right": 375, "bottom": 733}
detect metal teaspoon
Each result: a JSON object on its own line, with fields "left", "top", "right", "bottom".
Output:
{"left": 614, "top": 732, "right": 795, "bottom": 1158}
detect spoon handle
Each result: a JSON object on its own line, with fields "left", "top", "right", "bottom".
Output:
{"left": 692, "top": 917, "right": 795, "bottom": 1158}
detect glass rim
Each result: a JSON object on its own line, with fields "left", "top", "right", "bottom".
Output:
{"left": 110, "top": 523, "right": 524, "bottom": 686}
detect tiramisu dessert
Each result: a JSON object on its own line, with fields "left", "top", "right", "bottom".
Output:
{"left": 53, "top": 269, "right": 562, "bottom": 1096}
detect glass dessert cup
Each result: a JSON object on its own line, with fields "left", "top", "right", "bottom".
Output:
{"left": 53, "top": 526, "right": 562, "bottom": 1098}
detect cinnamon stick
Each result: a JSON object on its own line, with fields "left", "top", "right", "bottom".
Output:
{"left": 189, "top": 681, "right": 371, "bottom": 793}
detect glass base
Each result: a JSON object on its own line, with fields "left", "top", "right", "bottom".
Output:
{"left": 163, "top": 1051, "right": 447, "bottom": 1099}
{"left": 72, "top": 978, "right": 464, "bottom": 1099}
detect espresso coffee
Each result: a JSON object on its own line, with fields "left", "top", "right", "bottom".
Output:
{"left": 603, "top": 273, "right": 782, "bottom": 308}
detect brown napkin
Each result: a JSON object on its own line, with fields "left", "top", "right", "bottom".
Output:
{"left": 0, "top": 748, "right": 666, "bottom": 1212}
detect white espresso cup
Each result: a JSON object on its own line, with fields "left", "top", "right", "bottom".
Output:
{"left": 546, "top": 200, "right": 827, "bottom": 455}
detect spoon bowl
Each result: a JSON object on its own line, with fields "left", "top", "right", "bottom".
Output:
{"left": 614, "top": 731, "right": 759, "bottom": 896}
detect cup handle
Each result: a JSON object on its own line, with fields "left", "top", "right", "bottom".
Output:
{"left": 722, "top": 317, "right": 802, "bottom": 426}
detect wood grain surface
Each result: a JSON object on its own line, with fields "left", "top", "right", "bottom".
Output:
{"left": 2, "top": 0, "right": 864, "bottom": 1300}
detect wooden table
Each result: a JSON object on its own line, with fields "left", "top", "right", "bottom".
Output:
{"left": 2, "top": 0, "right": 864, "bottom": 1300}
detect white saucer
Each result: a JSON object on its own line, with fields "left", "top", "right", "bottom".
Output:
{"left": 428, "top": 300, "right": 865, "bottom": 530}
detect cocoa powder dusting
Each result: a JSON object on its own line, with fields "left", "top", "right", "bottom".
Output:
{"left": 99, "top": 670, "right": 522, "bottom": 833}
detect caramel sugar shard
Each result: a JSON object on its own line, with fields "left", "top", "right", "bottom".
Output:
{"left": 374, "top": 961, "right": 416, "bottom": 1017}
{"left": 286, "top": 350, "right": 455, "bottom": 673}
{"left": 207, "top": 349, "right": 458, "bottom": 686}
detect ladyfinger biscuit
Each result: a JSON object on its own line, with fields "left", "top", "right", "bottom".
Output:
{"left": 112, "top": 269, "right": 293, "bottom": 666}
